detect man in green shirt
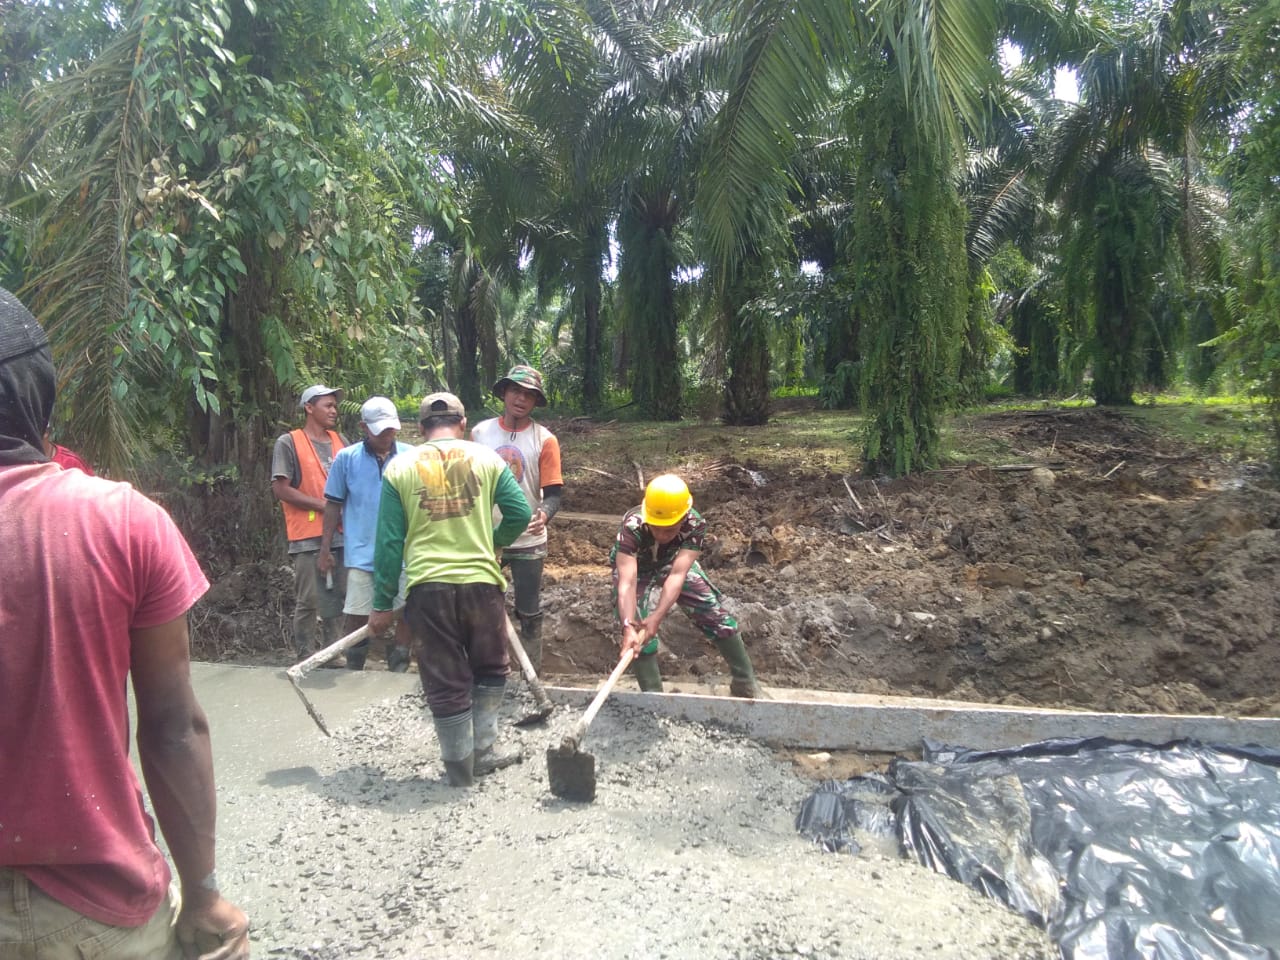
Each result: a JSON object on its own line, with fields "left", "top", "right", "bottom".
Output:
{"left": 369, "top": 392, "right": 532, "bottom": 787}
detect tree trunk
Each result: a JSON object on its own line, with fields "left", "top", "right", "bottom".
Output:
{"left": 852, "top": 66, "right": 967, "bottom": 475}
{"left": 619, "top": 197, "right": 682, "bottom": 419}
{"left": 453, "top": 298, "right": 483, "bottom": 410}
{"left": 721, "top": 273, "right": 771, "bottom": 426}
{"left": 577, "top": 221, "right": 606, "bottom": 409}
{"left": 1011, "top": 291, "right": 1060, "bottom": 396}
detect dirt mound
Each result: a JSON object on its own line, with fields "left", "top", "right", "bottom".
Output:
{"left": 191, "top": 560, "right": 294, "bottom": 661}
{"left": 196, "top": 407, "right": 1280, "bottom": 718}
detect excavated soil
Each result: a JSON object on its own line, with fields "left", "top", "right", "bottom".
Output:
{"left": 196, "top": 405, "right": 1280, "bottom": 719}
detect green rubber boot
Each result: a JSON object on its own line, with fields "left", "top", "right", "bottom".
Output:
{"left": 518, "top": 612, "right": 544, "bottom": 674}
{"left": 714, "top": 634, "right": 764, "bottom": 699}
{"left": 632, "top": 652, "right": 664, "bottom": 692}
{"left": 472, "top": 682, "right": 523, "bottom": 775}
{"left": 433, "top": 710, "right": 474, "bottom": 787}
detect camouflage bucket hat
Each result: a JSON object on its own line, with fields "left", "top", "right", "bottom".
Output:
{"left": 492, "top": 365, "right": 547, "bottom": 406}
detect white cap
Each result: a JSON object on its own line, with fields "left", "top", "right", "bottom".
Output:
{"left": 360, "top": 396, "right": 401, "bottom": 435}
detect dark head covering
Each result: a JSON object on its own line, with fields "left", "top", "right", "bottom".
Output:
{"left": 0, "top": 287, "right": 55, "bottom": 466}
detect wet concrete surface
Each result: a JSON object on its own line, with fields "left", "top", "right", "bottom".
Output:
{"left": 150, "top": 663, "right": 1056, "bottom": 959}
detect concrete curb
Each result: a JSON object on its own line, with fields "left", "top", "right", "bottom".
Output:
{"left": 545, "top": 685, "right": 1280, "bottom": 752}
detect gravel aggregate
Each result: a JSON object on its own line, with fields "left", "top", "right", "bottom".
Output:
{"left": 218, "top": 688, "right": 1056, "bottom": 959}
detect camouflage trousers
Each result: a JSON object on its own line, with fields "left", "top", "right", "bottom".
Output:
{"left": 610, "top": 561, "right": 738, "bottom": 655}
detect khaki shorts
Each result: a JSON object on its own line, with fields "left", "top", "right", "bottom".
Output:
{"left": 343, "top": 568, "right": 407, "bottom": 616}
{"left": 0, "top": 868, "right": 181, "bottom": 960}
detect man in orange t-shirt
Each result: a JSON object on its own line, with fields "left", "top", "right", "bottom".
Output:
{"left": 271, "top": 384, "right": 349, "bottom": 661}
{"left": 470, "top": 365, "right": 563, "bottom": 672}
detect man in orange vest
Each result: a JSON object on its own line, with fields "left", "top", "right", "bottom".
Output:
{"left": 271, "top": 384, "right": 349, "bottom": 662}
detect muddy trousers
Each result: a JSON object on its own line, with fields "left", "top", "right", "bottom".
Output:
{"left": 0, "top": 868, "right": 183, "bottom": 960}
{"left": 405, "top": 581, "right": 514, "bottom": 787}
{"left": 290, "top": 548, "right": 347, "bottom": 658}
{"left": 404, "top": 581, "right": 509, "bottom": 716}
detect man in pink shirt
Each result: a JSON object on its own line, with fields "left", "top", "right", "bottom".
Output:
{"left": 0, "top": 287, "right": 249, "bottom": 959}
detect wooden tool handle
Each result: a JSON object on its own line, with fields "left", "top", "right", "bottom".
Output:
{"left": 287, "top": 624, "right": 371, "bottom": 680}
{"left": 564, "top": 631, "right": 646, "bottom": 748}
{"left": 505, "top": 614, "right": 554, "bottom": 711}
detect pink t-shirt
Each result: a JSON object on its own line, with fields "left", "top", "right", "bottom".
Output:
{"left": 0, "top": 463, "right": 209, "bottom": 926}
{"left": 49, "top": 442, "right": 94, "bottom": 475}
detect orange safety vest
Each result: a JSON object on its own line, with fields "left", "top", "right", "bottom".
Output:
{"left": 282, "top": 428, "right": 344, "bottom": 542}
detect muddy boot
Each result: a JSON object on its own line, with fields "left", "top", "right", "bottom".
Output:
{"left": 715, "top": 634, "right": 764, "bottom": 699}
{"left": 433, "top": 710, "right": 475, "bottom": 787}
{"left": 345, "top": 635, "right": 370, "bottom": 671}
{"left": 518, "top": 612, "right": 544, "bottom": 675}
{"left": 632, "top": 652, "right": 664, "bottom": 692}
{"left": 387, "top": 645, "right": 411, "bottom": 673}
{"left": 472, "top": 682, "right": 523, "bottom": 775}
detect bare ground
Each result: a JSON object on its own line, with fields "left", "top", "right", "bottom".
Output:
{"left": 193, "top": 405, "right": 1280, "bottom": 720}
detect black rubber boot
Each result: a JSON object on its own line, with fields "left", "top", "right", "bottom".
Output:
{"left": 345, "top": 636, "right": 369, "bottom": 671}
{"left": 632, "top": 652, "right": 664, "bottom": 692}
{"left": 714, "top": 635, "right": 764, "bottom": 699}
{"left": 433, "top": 710, "right": 475, "bottom": 787}
{"left": 387, "top": 645, "right": 411, "bottom": 673}
{"left": 518, "top": 612, "right": 544, "bottom": 674}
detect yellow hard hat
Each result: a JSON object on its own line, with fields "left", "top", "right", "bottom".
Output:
{"left": 641, "top": 474, "right": 692, "bottom": 527}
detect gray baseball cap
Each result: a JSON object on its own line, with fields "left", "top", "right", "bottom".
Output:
{"left": 299, "top": 384, "right": 343, "bottom": 407}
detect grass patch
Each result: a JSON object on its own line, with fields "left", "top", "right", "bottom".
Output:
{"left": 470, "top": 393, "right": 1272, "bottom": 480}
{"left": 1126, "top": 401, "right": 1269, "bottom": 462}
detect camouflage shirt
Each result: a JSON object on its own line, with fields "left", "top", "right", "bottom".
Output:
{"left": 610, "top": 506, "right": 706, "bottom": 576}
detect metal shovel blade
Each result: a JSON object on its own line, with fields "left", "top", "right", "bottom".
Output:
{"left": 515, "top": 702, "right": 555, "bottom": 727}
{"left": 547, "top": 743, "right": 596, "bottom": 802}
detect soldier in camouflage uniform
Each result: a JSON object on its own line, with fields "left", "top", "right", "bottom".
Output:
{"left": 611, "top": 473, "right": 763, "bottom": 698}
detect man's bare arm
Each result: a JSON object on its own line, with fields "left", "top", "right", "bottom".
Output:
{"left": 271, "top": 475, "right": 326, "bottom": 513}
{"left": 132, "top": 615, "right": 249, "bottom": 959}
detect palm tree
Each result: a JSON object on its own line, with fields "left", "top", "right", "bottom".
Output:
{"left": 697, "top": 0, "right": 1002, "bottom": 471}
{"left": 1044, "top": 1, "right": 1235, "bottom": 405}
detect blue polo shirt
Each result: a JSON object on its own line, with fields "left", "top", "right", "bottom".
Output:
{"left": 324, "top": 439, "right": 413, "bottom": 571}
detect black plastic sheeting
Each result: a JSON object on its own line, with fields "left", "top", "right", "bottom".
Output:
{"left": 796, "top": 738, "right": 1280, "bottom": 959}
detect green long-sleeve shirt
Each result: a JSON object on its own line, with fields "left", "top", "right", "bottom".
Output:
{"left": 372, "top": 438, "right": 533, "bottom": 609}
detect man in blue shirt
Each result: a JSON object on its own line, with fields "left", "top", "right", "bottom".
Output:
{"left": 319, "top": 396, "right": 414, "bottom": 670}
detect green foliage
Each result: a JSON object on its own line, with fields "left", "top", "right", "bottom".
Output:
{"left": 1215, "top": 0, "right": 1280, "bottom": 471}
{"left": 8, "top": 0, "right": 459, "bottom": 473}
{"left": 957, "top": 267, "right": 998, "bottom": 406}
{"left": 818, "top": 359, "right": 860, "bottom": 410}
{"left": 1010, "top": 282, "right": 1063, "bottom": 395}
{"left": 124, "top": 0, "right": 447, "bottom": 413}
